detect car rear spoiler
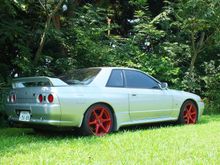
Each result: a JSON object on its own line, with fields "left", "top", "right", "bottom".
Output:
{"left": 12, "top": 76, "right": 68, "bottom": 89}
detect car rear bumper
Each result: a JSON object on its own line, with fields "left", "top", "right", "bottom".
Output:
{"left": 6, "top": 103, "right": 61, "bottom": 127}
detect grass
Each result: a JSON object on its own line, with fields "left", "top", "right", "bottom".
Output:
{"left": 0, "top": 115, "right": 220, "bottom": 164}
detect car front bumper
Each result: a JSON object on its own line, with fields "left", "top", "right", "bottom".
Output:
{"left": 198, "top": 101, "right": 205, "bottom": 120}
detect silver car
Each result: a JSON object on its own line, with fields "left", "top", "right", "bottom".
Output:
{"left": 5, "top": 67, "right": 204, "bottom": 136}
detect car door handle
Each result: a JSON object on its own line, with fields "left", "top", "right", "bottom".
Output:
{"left": 131, "top": 94, "right": 137, "bottom": 96}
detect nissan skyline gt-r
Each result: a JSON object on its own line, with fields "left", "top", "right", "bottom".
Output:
{"left": 5, "top": 67, "right": 204, "bottom": 136}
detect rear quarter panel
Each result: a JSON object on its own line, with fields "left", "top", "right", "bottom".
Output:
{"left": 55, "top": 86, "right": 130, "bottom": 127}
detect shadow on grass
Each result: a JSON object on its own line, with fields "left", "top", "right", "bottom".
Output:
{"left": 0, "top": 127, "right": 83, "bottom": 139}
{"left": 119, "top": 121, "right": 176, "bottom": 133}
{"left": 29, "top": 128, "right": 83, "bottom": 138}
{"left": 1, "top": 115, "right": 220, "bottom": 139}
{"left": 119, "top": 115, "right": 220, "bottom": 132}
{"left": 0, "top": 127, "right": 87, "bottom": 156}
{"left": 28, "top": 121, "right": 176, "bottom": 138}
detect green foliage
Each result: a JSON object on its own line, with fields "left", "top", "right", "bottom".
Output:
{"left": 202, "top": 60, "right": 220, "bottom": 114}
{"left": 0, "top": 88, "right": 9, "bottom": 127}
{"left": 0, "top": 0, "right": 219, "bottom": 115}
{"left": 170, "top": 0, "right": 220, "bottom": 91}
{"left": 127, "top": 9, "right": 182, "bottom": 85}
{"left": 129, "top": 0, "right": 147, "bottom": 6}
{"left": 63, "top": 5, "right": 112, "bottom": 68}
{"left": 175, "top": 0, "right": 220, "bottom": 32}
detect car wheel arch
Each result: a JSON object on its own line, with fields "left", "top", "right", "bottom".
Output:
{"left": 82, "top": 102, "right": 118, "bottom": 132}
{"left": 179, "top": 98, "right": 199, "bottom": 119}
{"left": 183, "top": 99, "right": 198, "bottom": 111}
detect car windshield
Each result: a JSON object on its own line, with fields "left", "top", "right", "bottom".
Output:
{"left": 60, "top": 68, "right": 101, "bottom": 85}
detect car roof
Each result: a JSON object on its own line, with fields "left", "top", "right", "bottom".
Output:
{"left": 87, "top": 67, "right": 139, "bottom": 71}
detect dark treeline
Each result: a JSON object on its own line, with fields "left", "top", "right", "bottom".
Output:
{"left": 0, "top": 0, "right": 220, "bottom": 114}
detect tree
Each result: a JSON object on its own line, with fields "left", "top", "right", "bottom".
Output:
{"left": 172, "top": 0, "right": 220, "bottom": 77}
{"left": 34, "top": 0, "right": 65, "bottom": 64}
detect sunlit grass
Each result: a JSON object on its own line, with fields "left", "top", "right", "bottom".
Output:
{"left": 0, "top": 115, "right": 220, "bottom": 164}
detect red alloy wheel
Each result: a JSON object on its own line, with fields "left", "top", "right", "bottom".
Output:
{"left": 183, "top": 103, "right": 197, "bottom": 124}
{"left": 88, "top": 106, "right": 112, "bottom": 136}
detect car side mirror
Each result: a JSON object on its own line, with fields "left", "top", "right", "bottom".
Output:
{"left": 160, "top": 82, "right": 168, "bottom": 89}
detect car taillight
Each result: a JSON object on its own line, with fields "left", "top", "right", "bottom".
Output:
{"left": 38, "top": 94, "right": 43, "bottom": 103}
{"left": 10, "top": 94, "right": 16, "bottom": 103}
{"left": 48, "top": 94, "right": 54, "bottom": 103}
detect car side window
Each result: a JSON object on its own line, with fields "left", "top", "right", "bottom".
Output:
{"left": 124, "top": 70, "right": 159, "bottom": 89}
{"left": 106, "top": 69, "right": 124, "bottom": 87}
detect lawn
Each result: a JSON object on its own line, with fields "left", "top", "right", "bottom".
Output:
{"left": 0, "top": 115, "right": 220, "bottom": 164}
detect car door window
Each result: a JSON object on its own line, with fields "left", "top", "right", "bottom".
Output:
{"left": 106, "top": 69, "right": 124, "bottom": 87}
{"left": 124, "top": 70, "right": 159, "bottom": 89}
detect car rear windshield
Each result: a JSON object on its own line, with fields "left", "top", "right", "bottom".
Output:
{"left": 60, "top": 68, "right": 101, "bottom": 85}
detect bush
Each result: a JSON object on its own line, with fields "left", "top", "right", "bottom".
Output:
{"left": 0, "top": 88, "right": 9, "bottom": 127}
{"left": 202, "top": 61, "right": 220, "bottom": 114}
{"left": 203, "top": 76, "right": 220, "bottom": 114}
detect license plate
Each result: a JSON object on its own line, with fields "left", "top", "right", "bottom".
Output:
{"left": 19, "top": 111, "right": 31, "bottom": 122}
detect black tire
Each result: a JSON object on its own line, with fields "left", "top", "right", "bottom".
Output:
{"left": 177, "top": 100, "right": 198, "bottom": 124}
{"left": 80, "top": 104, "right": 114, "bottom": 136}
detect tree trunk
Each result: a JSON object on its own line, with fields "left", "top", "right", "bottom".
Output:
{"left": 34, "top": 16, "right": 52, "bottom": 64}
{"left": 34, "top": 0, "right": 65, "bottom": 65}
{"left": 189, "top": 51, "right": 198, "bottom": 77}
{"left": 52, "top": 15, "right": 61, "bottom": 30}
{"left": 107, "top": 17, "right": 111, "bottom": 36}
{"left": 52, "top": 15, "right": 66, "bottom": 56}
{"left": 189, "top": 32, "right": 205, "bottom": 77}
{"left": 189, "top": 32, "right": 196, "bottom": 77}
